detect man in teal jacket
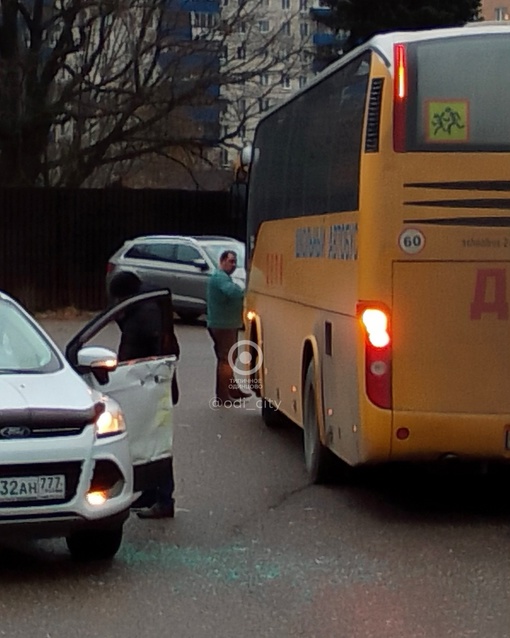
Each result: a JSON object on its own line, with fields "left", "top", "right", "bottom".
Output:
{"left": 207, "top": 250, "right": 251, "bottom": 404}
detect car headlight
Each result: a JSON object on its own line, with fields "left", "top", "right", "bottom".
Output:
{"left": 94, "top": 399, "right": 126, "bottom": 438}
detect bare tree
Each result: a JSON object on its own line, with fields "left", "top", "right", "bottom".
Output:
{"left": 217, "top": 1, "right": 310, "bottom": 155}
{"left": 0, "top": 0, "right": 307, "bottom": 187}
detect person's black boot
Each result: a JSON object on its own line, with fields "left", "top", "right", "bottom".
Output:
{"left": 130, "top": 492, "right": 157, "bottom": 511}
{"left": 136, "top": 502, "right": 175, "bottom": 519}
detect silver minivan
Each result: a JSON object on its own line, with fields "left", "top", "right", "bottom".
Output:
{"left": 106, "top": 235, "right": 246, "bottom": 321}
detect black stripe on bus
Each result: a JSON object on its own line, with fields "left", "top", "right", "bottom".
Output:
{"left": 404, "top": 199, "right": 510, "bottom": 209}
{"left": 404, "top": 181, "right": 510, "bottom": 191}
{"left": 404, "top": 217, "right": 510, "bottom": 227}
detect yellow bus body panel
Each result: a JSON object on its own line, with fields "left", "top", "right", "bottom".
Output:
{"left": 393, "top": 261, "right": 510, "bottom": 415}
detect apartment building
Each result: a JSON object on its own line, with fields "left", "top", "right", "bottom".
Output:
{"left": 201, "top": 0, "right": 324, "bottom": 168}
{"left": 481, "top": 0, "right": 509, "bottom": 20}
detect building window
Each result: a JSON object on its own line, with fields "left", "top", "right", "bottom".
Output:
{"left": 277, "top": 48, "right": 291, "bottom": 62}
{"left": 239, "top": 21, "right": 246, "bottom": 33}
{"left": 237, "top": 46, "right": 246, "bottom": 59}
{"left": 239, "top": 124, "right": 246, "bottom": 138}
{"left": 260, "top": 73, "right": 270, "bottom": 86}
{"left": 300, "top": 22, "right": 309, "bottom": 37}
{"left": 219, "top": 45, "right": 228, "bottom": 61}
{"left": 259, "top": 98, "right": 270, "bottom": 112}
{"left": 299, "top": 75, "right": 307, "bottom": 88}
{"left": 259, "top": 19, "right": 269, "bottom": 32}
{"left": 282, "top": 0, "right": 290, "bottom": 8}
{"left": 281, "top": 21, "right": 291, "bottom": 36}
{"left": 221, "top": 148, "right": 230, "bottom": 167}
{"left": 495, "top": 6, "right": 509, "bottom": 19}
{"left": 193, "top": 12, "right": 218, "bottom": 27}
{"left": 221, "top": 0, "right": 228, "bottom": 6}
{"left": 281, "top": 74, "right": 291, "bottom": 89}
{"left": 299, "top": 0, "right": 307, "bottom": 10}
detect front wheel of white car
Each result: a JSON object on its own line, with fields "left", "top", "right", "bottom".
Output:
{"left": 66, "top": 526, "right": 123, "bottom": 562}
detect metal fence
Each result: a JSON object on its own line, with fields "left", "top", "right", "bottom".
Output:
{"left": 0, "top": 188, "right": 240, "bottom": 311}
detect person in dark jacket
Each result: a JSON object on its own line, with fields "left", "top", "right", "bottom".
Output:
{"left": 109, "top": 271, "right": 180, "bottom": 519}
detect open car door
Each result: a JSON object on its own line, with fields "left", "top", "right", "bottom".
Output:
{"left": 65, "top": 290, "right": 177, "bottom": 491}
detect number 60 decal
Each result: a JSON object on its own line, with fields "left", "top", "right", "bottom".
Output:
{"left": 399, "top": 229, "right": 425, "bottom": 255}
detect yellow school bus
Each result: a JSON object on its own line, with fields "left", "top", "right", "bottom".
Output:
{"left": 242, "top": 24, "right": 510, "bottom": 482}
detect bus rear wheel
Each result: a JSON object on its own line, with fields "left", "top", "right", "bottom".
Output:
{"left": 303, "top": 362, "right": 335, "bottom": 484}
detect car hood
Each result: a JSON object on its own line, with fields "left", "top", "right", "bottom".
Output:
{"left": 0, "top": 369, "right": 97, "bottom": 426}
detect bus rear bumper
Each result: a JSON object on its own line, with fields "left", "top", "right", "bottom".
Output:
{"left": 389, "top": 412, "right": 510, "bottom": 462}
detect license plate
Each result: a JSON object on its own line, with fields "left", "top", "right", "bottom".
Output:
{"left": 0, "top": 475, "right": 66, "bottom": 502}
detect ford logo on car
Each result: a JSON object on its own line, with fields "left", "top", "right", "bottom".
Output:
{"left": 0, "top": 426, "right": 31, "bottom": 439}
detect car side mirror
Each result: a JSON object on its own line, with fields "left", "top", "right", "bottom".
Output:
{"left": 76, "top": 346, "right": 118, "bottom": 386}
{"left": 192, "top": 258, "right": 209, "bottom": 271}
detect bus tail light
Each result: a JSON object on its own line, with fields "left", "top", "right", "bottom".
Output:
{"left": 357, "top": 303, "right": 392, "bottom": 409}
{"left": 393, "top": 43, "right": 407, "bottom": 152}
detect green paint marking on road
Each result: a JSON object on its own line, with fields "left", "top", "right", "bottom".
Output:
{"left": 120, "top": 541, "right": 281, "bottom": 585}
{"left": 119, "top": 540, "right": 384, "bottom": 593}
{"left": 255, "top": 563, "right": 280, "bottom": 580}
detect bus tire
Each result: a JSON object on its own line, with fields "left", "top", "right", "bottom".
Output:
{"left": 261, "top": 398, "right": 284, "bottom": 428}
{"left": 303, "top": 361, "right": 335, "bottom": 484}
{"left": 248, "top": 335, "right": 262, "bottom": 397}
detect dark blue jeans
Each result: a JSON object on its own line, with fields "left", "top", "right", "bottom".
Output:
{"left": 138, "top": 457, "right": 174, "bottom": 508}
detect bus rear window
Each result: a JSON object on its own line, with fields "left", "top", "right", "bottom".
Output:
{"left": 405, "top": 34, "right": 510, "bottom": 152}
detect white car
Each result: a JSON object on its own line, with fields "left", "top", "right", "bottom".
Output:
{"left": 0, "top": 289, "right": 176, "bottom": 561}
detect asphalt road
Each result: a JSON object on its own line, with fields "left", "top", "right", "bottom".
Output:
{"left": 1, "top": 317, "right": 509, "bottom": 638}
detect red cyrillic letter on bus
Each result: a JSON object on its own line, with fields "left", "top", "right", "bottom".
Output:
{"left": 470, "top": 269, "right": 509, "bottom": 320}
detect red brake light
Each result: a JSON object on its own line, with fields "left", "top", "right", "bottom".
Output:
{"left": 360, "top": 308, "right": 390, "bottom": 348}
{"left": 394, "top": 43, "right": 407, "bottom": 100}
{"left": 393, "top": 43, "right": 407, "bottom": 152}
{"left": 357, "top": 302, "right": 392, "bottom": 409}
{"left": 106, "top": 262, "right": 115, "bottom": 274}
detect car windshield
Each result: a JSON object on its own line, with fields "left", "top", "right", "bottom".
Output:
{"left": 0, "top": 299, "right": 61, "bottom": 373}
{"left": 203, "top": 243, "right": 246, "bottom": 268}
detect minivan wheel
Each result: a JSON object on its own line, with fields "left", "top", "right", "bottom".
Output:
{"left": 303, "top": 362, "right": 335, "bottom": 484}
{"left": 66, "top": 526, "right": 123, "bottom": 562}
